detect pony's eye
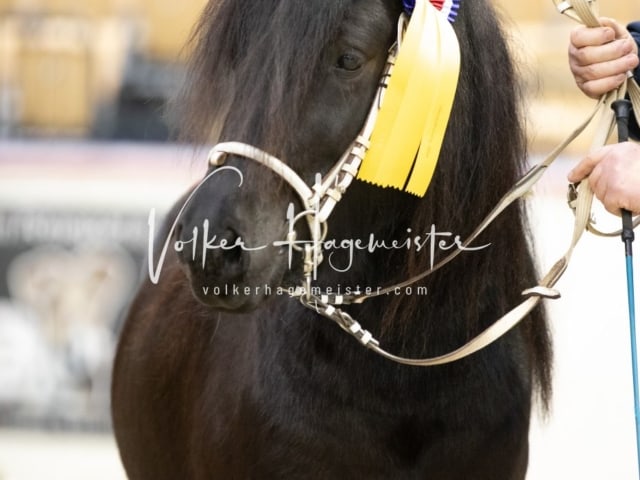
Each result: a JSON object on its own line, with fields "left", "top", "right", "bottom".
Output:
{"left": 336, "top": 53, "right": 362, "bottom": 71}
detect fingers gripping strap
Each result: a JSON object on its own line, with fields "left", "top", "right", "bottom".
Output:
{"left": 554, "top": 0, "right": 640, "bottom": 124}
{"left": 555, "top": 0, "right": 640, "bottom": 232}
{"left": 357, "top": 0, "right": 460, "bottom": 197}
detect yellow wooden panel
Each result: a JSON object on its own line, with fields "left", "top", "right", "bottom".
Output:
{"left": 0, "top": 0, "right": 13, "bottom": 14}
{"left": 20, "top": 49, "right": 90, "bottom": 130}
{"left": 139, "top": 0, "right": 207, "bottom": 61}
{"left": 7, "top": 0, "right": 135, "bottom": 16}
{"left": 18, "top": 17, "right": 91, "bottom": 132}
{"left": 0, "top": 17, "right": 19, "bottom": 82}
{"left": 494, "top": 0, "right": 640, "bottom": 24}
{"left": 609, "top": 4, "right": 640, "bottom": 21}
{"left": 493, "top": 2, "right": 547, "bottom": 22}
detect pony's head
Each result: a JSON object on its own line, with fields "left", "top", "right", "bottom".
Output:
{"left": 172, "top": 0, "right": 526, "bottom": 314}
{"left": 173, "top": 0, "right": 402, "bottom": 310}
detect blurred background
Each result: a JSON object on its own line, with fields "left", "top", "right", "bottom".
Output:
{"left": 0, "top": 1, "right": 639, "bottom": 479}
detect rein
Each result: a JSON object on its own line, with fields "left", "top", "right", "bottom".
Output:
{"left": 207, "top": 0, "right": 640, "bottom": 367}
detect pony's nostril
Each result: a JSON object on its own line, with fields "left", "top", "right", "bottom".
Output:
{"left": 174, "top": 222, "right": 247, "bottom": 274}
{"left": 220, "top": 228, "right": 244, "bottom": 266}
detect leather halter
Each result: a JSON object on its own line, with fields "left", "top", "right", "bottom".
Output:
{"left": 207, "top": 0, "right": 640, "bottom": 366}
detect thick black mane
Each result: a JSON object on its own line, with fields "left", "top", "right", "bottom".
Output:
{"left": 332, "top": 1, "right": 553, "bottom": 407}
{"left": 175, "top": 0, "right": 362, "bottom": 150}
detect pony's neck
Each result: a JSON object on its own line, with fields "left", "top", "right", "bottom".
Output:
{"left": 256, "top": 293, "right": 482, "bottom": 417}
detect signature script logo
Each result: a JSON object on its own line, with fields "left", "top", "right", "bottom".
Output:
{"left": 147, "top": 166, "right": 490, "bottom": 284}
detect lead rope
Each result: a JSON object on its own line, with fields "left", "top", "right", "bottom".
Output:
{"left": 299, "top": 0, "right": 640, "bottom": 366}
{"left": 208, "top": 1, "right": 640, "bottom": 367}
{"left": 556, "top": 0, "right": 640, "bottom": 238}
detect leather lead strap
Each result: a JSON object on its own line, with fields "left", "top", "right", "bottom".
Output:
{"left": 325, "top": 0, "right": 640, "bottom": 366}
{"left": 208, "top": 1, "right": 640, "bottom": 367}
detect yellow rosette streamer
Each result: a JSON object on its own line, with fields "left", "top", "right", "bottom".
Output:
{"left": 357, "top": 0, "right": 461, "bottom": 196}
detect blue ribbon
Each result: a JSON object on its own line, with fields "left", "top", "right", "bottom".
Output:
{"left": 403, "top": 0, "right": 416, "bottom": 15}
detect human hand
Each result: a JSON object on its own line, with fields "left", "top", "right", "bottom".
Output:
{"left": 569, "top": 17, "right": 639, "bottom": 99}
{"left": 568, "top": 142, "right": 640, "bottom": 215}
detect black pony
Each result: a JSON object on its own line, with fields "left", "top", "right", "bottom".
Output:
{"left": 112, "top": 0, "right": 553, "bottom": 478}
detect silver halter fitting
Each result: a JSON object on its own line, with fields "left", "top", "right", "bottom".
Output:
{"left": 207, "top": 133, "right": 373, "bottom": 298}
{"left": 206, "top": 134, "right": 390, "bottom": 362}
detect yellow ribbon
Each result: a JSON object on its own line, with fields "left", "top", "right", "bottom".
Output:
{"left": 357, "top": 0, "right": 461, "bottom": 197}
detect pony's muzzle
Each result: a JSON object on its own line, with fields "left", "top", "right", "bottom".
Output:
{"left": 175, "top": 221, "right": 245, "bottom": 270}
{"left": 174, "top": 218, "right": 253, "bottom": 307}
